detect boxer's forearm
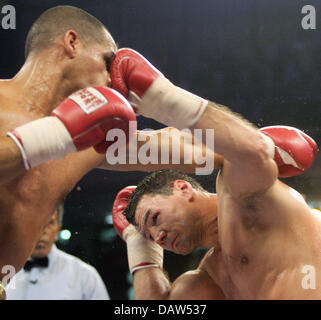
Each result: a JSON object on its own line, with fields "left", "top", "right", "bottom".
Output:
{"left": 99, "top": 127, "right": 223, "bottom": 173}
{"left": 0, "top": 137, "right": 25, "bottom": 185}
{"left": 194, "top": 102, "right": 278, "bottom": 196}
{"left": 195, "top": 102, "right": 269, "bottom": 165}
{"left": 109, "top": 48, "right": 269, "bottom": 168}
{"left": 133, "top": 268, "right": 171, "bottom": 300}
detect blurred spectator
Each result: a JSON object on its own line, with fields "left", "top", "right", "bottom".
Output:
{"left": 6, "top": 204, "right": 110, "bottom": 300}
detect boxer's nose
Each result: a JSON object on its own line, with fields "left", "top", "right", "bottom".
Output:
{"left": 155, "top": 230, "right": 167, "bottom": 246}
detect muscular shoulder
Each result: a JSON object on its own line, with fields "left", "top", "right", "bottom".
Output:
{"left": 0, "top": 103, "right": 35, "bottom": 134}
{"left": 0, "top": 83, "right": 36, "bottom": 132}
{"left": 241, "top": 179, "right": 313, "bottom": 231}
{"left": 263, "top": 180, "right": 316, "bottom": 226}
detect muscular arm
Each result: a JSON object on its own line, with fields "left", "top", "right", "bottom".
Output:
{"left": 0, "top": 136, "right": 25, "bottom": 185}
{"left": 0, "top": 125, "right": 223, "bottom": 186}
{"left": 109, "top": 49, "right": 279, "bottom": 196}
{"left": 195, "top": 103, "right": 278, "bottom": 199}
{"left": 98, "top": 127, "right": 224, "bottom": 174}
{"left": 133, "top": 267, "right": 225, "bottom": 300}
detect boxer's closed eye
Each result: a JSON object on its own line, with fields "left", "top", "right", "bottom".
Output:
{"left": 104, "top": 52, "right": 116, "bottom": 72}
{"left": 152, "top": 213, "right": 159, "bottom": 225}
{"left": 104, "top": 57, "right": 112, "bottom": 72}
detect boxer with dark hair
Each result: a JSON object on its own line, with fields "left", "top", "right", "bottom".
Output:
{"left": 111, "top": 48, "right": 319, "bottom": 299}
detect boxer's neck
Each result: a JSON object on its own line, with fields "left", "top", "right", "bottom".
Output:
{"left": 195, "top": 192, "right": 219, "bottom": 248}
{"left": 12, "top": 50, "right": 77, "bottom": 116}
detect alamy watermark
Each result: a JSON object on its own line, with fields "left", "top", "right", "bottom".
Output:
{"left": 1, "top": 5, "right": 15, "bottom": 30}
{"left": 1, "top": 265, "right": 16, "bottom": 289}
{"left": 301, "top": 265, "right": 316, "bottom": 290}
{"left": 301, "top": 5, "right": 316, "bottom": 30}
{"left": 104, "top": 122, "right": 215, "bottom": 175}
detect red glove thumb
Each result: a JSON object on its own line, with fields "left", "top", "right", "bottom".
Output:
{"left": 112, "top": 186, "right": 137, "bottom": 238}
{"left": 259, "top": 126, "right": 318, "bottom": 177}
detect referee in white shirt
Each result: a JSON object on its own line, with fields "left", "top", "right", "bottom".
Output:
{"left": 5, "top": 204, "right": 110, "bottom": 300}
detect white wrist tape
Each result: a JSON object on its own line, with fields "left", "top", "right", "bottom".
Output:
{"left": 7, "top": 117, "right": 76, "bottom": 170}
{"left": 123, "top": 224, "right": 164, "bottom": 274}
{"left": 129, "top": 76, "right": 208, "bottom": 130}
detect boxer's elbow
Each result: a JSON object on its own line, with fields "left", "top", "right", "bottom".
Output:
{"left": 246, "top": 131, "right": 275, "bottom": 167}
{"left": 243, "top": 133, "right": 278, "bottom": 188}
{"left": 251, "top": 150, "right": 279, "bottom": 191}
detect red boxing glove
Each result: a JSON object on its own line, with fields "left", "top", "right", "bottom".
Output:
{"left": 110, "top": 48, "right": 161, "bottom": 107}
{"left": 110, "top": 48, "right": 208, "bottom": 129}
{"left": 112, "top": 185, "right": 136, "bottom": 238}
{"left": 52, "top": 87, "right": 136, "bottom": 153}
{"left": 8, "top": 87, "right": 136, "bottom": 169}
{"left": 259, "top": 126, "right": 318, "bottom": 177}
{"left": 112, "top": 186, "right": 164, "bottom": 274}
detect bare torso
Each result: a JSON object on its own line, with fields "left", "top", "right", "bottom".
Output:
{"left": 0, "top": 84, "right": 105, "bottom": 277}
{"left": 200, "top": 171, "right": 321, "bottom": 299}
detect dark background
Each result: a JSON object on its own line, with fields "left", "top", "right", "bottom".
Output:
{"left": 0, "top": 0, "right": 320, "bottom": 299}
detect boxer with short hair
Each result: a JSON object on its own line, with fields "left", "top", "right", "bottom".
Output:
{"left": 0, "top": 6, "right": 212, "bottom": 297}
{"left": 111, "top": 48, "right": 319, "bottom": 299}
{"left": 0, "top": 5, "right": 133, "bottom": 291}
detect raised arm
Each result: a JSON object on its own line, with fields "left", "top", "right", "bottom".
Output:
{"left": 109, "top": 49, "right": 277, "bottom": 198}
{"left": 110, "top": 48, "right": 317, "bottom": 199}
{"left": 194, "top": 103, "right": 278, "bottom": 198}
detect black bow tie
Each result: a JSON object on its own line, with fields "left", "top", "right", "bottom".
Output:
{"left": 24, "top": 257, "right": 49, "bottom": 271}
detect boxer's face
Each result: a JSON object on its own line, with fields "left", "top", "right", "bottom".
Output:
{"left": 135, "top": 187, "right": 200, "bottom": 255}
{"left": 65, "top": 28, "right": 117, "bottom": 91}
{"left": 31, "top": 211, "right": 61, "bottom": 258}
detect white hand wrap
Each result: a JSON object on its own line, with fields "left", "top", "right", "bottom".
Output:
{"left": 7, "top": 117, "right": 76, "bottom": 170}
{"left": 129, "top": 76, "right": 208, "bottom": 130}
{"left": 123, "top": 224, "right": 164, "bottom": 274}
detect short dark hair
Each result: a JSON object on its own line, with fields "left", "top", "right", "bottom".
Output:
{"left": 124, "top": 169, "right": 205, "bottom": 226}
{"left": 25, "top": 5, "right": 108, "bottom": 58}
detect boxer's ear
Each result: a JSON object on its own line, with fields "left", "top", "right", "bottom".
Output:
{"left": 173, "top": 180, "right": 194, "bottom": 200}
{"left": 63, "top": 30, "right": 80, "bottom": 58}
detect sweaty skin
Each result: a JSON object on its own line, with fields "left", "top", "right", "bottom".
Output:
{"left": 133, "top": 103, "right": 321, "bottom": 300}
{"left": 203, "top": 177, "right": 321, "bottom": 299}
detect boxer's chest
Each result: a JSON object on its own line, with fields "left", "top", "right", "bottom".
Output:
{"left": 213, "top": 174, "right": 267, "bottom": 298}
{"left": 204, "top": 244, "right": 265, "bottom": 299}
{"left": 0, "top": 154, "right": 87, "bottom": 213}
{"left": 0, "top": 106, "right": 93, "bottom": 212}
